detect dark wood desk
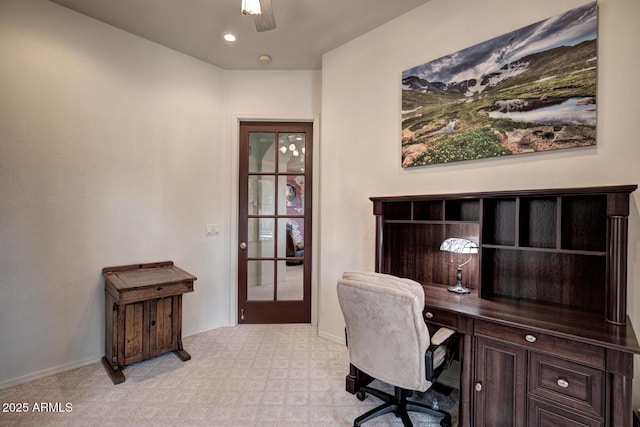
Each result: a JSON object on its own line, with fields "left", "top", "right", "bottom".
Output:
{"left": 346, "top": 186, "right": 639, "bottom": 426}
{"left": 347, "top": 283, "right": 640, "bottom": 426}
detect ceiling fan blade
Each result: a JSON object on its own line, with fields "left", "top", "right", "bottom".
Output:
{"left": 254, "top": 0, "right": 276, "bottom": 32}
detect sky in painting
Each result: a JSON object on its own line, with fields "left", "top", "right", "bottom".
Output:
{"left": 402, "top": 1, "right": 597, "bottom": 85}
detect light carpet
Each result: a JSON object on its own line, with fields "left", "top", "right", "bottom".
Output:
{"left": 0, "top": 324, "right": 458, "bottom": 426}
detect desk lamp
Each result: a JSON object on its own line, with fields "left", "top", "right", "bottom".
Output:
{"left": 440, "top": 237, "right": 478, "bottom": 294}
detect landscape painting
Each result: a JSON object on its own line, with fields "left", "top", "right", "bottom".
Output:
{"left": 401, "top": 2, "right": 597, "bottom": 167}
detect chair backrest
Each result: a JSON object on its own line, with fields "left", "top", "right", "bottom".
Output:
{"left": 337, "top": 271, "right": 431, "bottom": 391}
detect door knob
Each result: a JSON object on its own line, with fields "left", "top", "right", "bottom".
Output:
{"left": 240, "top": 242, "right": 247, "bottom": 250}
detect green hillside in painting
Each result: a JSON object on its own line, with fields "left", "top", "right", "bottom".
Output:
{"left": 401, "top": 37, "right": 597, "bottom": 167}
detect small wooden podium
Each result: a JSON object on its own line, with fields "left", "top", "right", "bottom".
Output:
{"left": 101, "top": 261, "right": 196, "bottom": 384}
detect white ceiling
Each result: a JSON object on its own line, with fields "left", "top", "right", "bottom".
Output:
{"left": 49, "top": 0, "right": 430, "bottom": 70}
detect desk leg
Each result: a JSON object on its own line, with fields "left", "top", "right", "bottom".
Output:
{"left": 174, "top": 348, "right": 191, "bottom": 361}
{"left": 345, "top": 363, "right": 374, "bottom": 394}
{"left": 101, "top": 357, "right": 125, "bottom": 384}
{"left": 173, "top": 295, "right": 191, "bottom": 362}
{"left": 609, "top": 373, "right": 632, "bottom": 427}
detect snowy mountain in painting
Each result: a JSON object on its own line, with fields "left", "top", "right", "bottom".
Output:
{"left": 402, "top": 2, "right": 597, "bottom": 97}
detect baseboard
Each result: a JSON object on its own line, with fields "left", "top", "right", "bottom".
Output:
{"left": 0, "top": 326, "right": 229, "bottom": 391}
{"left": 0, "top": 356, "right": 99, "bottom": 391}
{"left": 318, "top": 329, "right": 345, "bottom": 346}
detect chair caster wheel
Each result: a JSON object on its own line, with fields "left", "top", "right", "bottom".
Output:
{"left": 356, "top": 391, "right": 366, "bottom": 401}
{"left": 440, "top": 418, "right": 451, "bottom": 427}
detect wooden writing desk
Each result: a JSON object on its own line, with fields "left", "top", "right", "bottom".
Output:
{"left": 346, "top": 185, "right": 640, "bottom": 426}
{"left": 102, "top": 261, "right": 196, "bottom": 384}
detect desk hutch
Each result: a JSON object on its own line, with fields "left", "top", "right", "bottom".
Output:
{"left": 346, "top": 185, "right": 639, "bottom": 426}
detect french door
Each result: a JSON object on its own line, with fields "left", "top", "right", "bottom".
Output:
{"left": 238, "top": 121, "right": 313, "bottom": 323}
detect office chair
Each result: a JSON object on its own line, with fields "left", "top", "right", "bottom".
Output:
{"left": 337, "top": 271, "right": 454, "bottom": 427}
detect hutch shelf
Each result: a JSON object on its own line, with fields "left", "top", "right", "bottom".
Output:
{"left": 372, "top": 184, "right": 636, "bottom": 325}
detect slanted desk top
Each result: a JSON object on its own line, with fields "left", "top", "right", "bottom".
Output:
{"left": 104, "top": 261, "right": 197, "bottom": 295}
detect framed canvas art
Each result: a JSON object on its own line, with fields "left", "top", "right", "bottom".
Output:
{"left": 401, "top": 2, "right": 597, "bottom": 167}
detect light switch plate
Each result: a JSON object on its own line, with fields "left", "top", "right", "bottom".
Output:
{"left": 206, "top": 224, "right": 220, "bottom": 236}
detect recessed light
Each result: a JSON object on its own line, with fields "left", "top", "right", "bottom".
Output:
{"left": 223, "top": 33, "right": 237, "bottom": 42}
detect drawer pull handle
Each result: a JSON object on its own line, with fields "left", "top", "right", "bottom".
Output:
{"left": 475, "top": 382, "right": 482, "bottom": 392}
{"left": 156, "top": 287, "right": 163, "bottom": 291}
{"left": 425, "top": 312, "right": 434, "bottom": 319}
{"left": 557, "top": 378, "right": 569, "bottom": 388}
{"left": 525, "top": 334, "right": 537, "bottom": 343}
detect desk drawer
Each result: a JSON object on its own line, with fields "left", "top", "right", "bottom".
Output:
{"left": 474, "top": 320, "right": 605, "bottom": 369}
{"left": 120, "top": 281, "right": 194, "bottom": 304}
{"left": 529, "top": 352, "right": 604, "bottom": 418}
{"left": 529, "top": 397, "right": 603, "bottom": 427}
{"left": 423, "top": 307, "right": 457, "bottom": 328}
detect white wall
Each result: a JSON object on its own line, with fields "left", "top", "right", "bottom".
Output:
{"left": 318, "top": 0, "right": 640, "bottom": 407}
{"left": 0, "top": 0, "right": 320, "bottom": 389}
{"left": 222, "top": 69, "right": 322, "bottom": 325}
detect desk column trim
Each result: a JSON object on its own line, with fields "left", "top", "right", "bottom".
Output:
{"left": 373, "top": 201, "right": 384, "bottom": 273}
{"left": 458, "top": 315, "right": 474, "bottom": 427}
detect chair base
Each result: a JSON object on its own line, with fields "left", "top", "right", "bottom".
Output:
{"left": 354, "top": 385, "right": 451, "bottom": 427}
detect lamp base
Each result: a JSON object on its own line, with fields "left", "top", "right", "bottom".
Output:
{"left": 447, "top": 284, "right": 471, "bottom": 294}
{"left": 448, "top": 266, "right": 471, "bottom": 294}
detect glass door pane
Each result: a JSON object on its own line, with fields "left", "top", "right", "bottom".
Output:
{"left": 248, "top": 218, "right": 274, "bottom": 258}
{"left": 247, "top": 260, "right": 274, "bottom": 301}
{"left": 249, "top": 133, "right": 276, "bottom": 173}
{"left": 248, "top": 176, "right": 275, "bottom": 215}
{"left": 278, "top": 176, "right": 304, "bottom": 215}
{"left": 277, "top": 260, "right": 303, "bottom": 301}
{"left": 278, "top": 133, "right": 306, "bottom": 173}
{"left": 278, "top": 218, "right": 304, "bottom": 259}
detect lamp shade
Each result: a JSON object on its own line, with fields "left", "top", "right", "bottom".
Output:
{"left": 440, "top": 238, "right": 478, "bottom": 254}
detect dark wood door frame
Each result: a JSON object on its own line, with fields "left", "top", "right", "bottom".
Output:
{"left": 237, "top": 121, "right": 313, "bottom": 323}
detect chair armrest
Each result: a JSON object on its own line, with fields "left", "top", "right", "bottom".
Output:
{"left": 430, "top": 327, "right": 455, "bottom": 346}
{"left": 425, "top": 327, "right": 456, "bottom": 381}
